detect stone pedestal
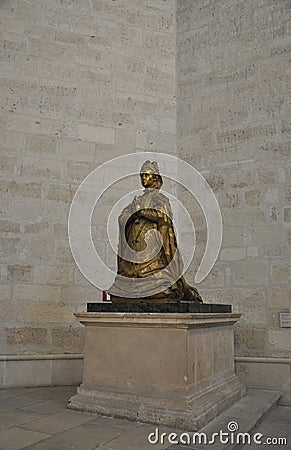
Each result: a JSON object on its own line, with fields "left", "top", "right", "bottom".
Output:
{"left": 68, "top": 308, "right": 243, "bottom": 430}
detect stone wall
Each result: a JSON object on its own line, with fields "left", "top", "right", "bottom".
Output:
{"left": 177, "top": 0, "right": 291, "bottom": 360}
{"left": 0, "top": 0, "right": 176, "bottom": 356}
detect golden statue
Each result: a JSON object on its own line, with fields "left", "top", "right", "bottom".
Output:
{"left": 109, "top": 161, "right": 202, "bottom": 303}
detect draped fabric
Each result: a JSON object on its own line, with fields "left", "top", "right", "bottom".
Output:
{"left": 109, "top": 188, "right": 202, "bottom": 302}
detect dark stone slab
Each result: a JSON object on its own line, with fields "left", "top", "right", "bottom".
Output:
{"left": 87, "top": 302, "right": 231, "bottom": 313}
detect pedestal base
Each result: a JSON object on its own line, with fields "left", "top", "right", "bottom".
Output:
{"left": 68, "top": 309, "right": 244, "bottom": 430}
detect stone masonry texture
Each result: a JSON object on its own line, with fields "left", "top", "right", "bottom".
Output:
{"left": 0, "top": 0, "right": 176, "bottom": 354}
{"left": 0, "top": 0, "right": 290, "bottom": 361}
{"left": 177, "top": 0, "right": 291, "bottom": 358}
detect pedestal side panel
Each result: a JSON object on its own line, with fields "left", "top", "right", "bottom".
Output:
{"left": 83, "top": 325, "right": 188, "bottom": 396}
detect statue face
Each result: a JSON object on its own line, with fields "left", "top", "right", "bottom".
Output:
{"left": 140, "top": 171, "right": 155, "bottom": 188}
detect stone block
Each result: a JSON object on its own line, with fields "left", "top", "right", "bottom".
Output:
{"left": 61, "top": 286, "right": 98, "bottom": 304}
{"left": 157, "top": 14, "right": 173, "bottom": 32}
{"left": 39, "top": 201, "right": 62, "bottom": 222}
{"left": 0, "top": 221, "right": 21, "bottom": 234}
{"left": 54, "top": 239, "right": 75, "bottom": 264}
{"left": 283, "top": 207, "right": 291, "bottom": 223}
{"left": 76, "top": 84, "right": 111, "bottom": 109}
{"left": 205, "top": 174, "right": 225, "bottom": 191}
{"left": 73, "top": 268, "right": 97, "bottom": 288}
{"left": 7, "top": 265, "right": 32, "bottom": 282}
{"left": 219, "top": 191, "right": 240, "bottom": 208}
{"left": 159, "top": 118, "right": 176, "bottom": 134}
{"left": 2, "top": 131, "right": 26, "bottom": 152}
{"left": 51, "top": 326, "right": 84, "bottom": 353}
{"left": 245, "top": 189, "right": 262, "bottom": 206}
{"left": 268, "top": 330, "right": 291, "bottom": 352}
{"left": 1, "top": 303, "right": 14, "bottom": 322}
{"left": 281, "top": 379, "right": 291, "bottom": 406}
{"left": 221, "top": 227, "right": 242, "bottom": 247}
{"left": 0, "top": 237, "right": 21, "bottom": 259}
{"left": 24, "top": 222, "right": 51, "bottom": 235}
{"left": 27, "top": 135, "right": 57, "bottom": 156}
{"left": 236, "top": 360, "right": 291, "bottom": 391}
{"left": 7, "top": 114, "right": 51, "bottom": 135}
{"left": 14, "top": 284, "right": 61, "bottom": 303}
{"left": 16, "top": 303, "right": 75, "bottom": 324}
{"left": 247, "top": 246, "right": 259, "bottom": 257}
{"left": 253, "top": 224, "right": 283, "bottom": 245}
{"left": 0, "top": 285, "right": 10, "bottom": 302}
{"left": 116, "top": 92, "right": 158, "bottom": 115}
{"left": 199, "top": 266, "right": 225, "bottom": 288}
{"left": 19, "top": 158, "right": 62, "bottom": 180}
{"left": 65, "top": 161, "right": 91, "bottom": 182}
{"left": 0, "top": 17, "right": 24, "bottom": 34}
{"left": 220, "top": 247, "right": 246, "bottom": 261}
{"left": 69, "top": 312, "right": 242, "bottom": 430}
{"left": 258, "top": 168, "right": 281, "bottom": 185}
{"left": 9, "top": 54, "right": 52, "bottom": 79}
{"left": 78, "top": 124, "right": 115, "bottom": 144}
{"left": 52, "top": 358, "right": 83, "bottom": 386}
{"left": 59, "top": 139, "right": 95, "bottom": 162}
{"left": 231, "top": 261, "right": 268, "bottom": 286}
{"left": 6, "top": 327, "right": 48, "bottom": 347}
{"left": 53, "top": 223, "right": 68, "bottom": 238}
{"left": 5, "top": 359, "right": 52, "bottom": 388}
{"left": 15, "top": 0, "right": 42, "bottom": 19}
{"left": 30, "top": 38, "right": 75, "bottom": 61}
{"left": 0, "top": 360, "right": 4, "bottom": 388}
{"left": 0, "top": 180, "right": 43, "bottom": 199}
{"left": 0, "top": 427, "right": 50, "bottom": 449}
{"left": 235, "top": 325, "right": 267, "bottom": 353}
{"left": 239, "top": 301, "right": 268, "bottom": 327}
{"left": 144, "top": 78, "right": 175, "bottom": 98}
{"left": 47, "top": 184, "right": 77, "bottom": 203}
{"left": 217, "top": 124, "right": 276, "bottom": 144}
{"left": 145, "top": 131, "right": 176, "bottom": 153}
{"left": 34, "top": 266, "right": 73, "bottom": 285}
{"left": 271, "top": 264, "right": 289, "bottom": 283}
{"left": 79, "top": 65, "right": 111, "bottom": 84}
{"left": 52, "top": 60, "right": 79, "bottom": 81}
{"left": 19, "top": 236, "right": 53, "bottom": 263}
{"left": 75, "top": 45, "right": 101, "bottom": 66}
{"left": 0, "top": 154, "right": 16, "bottom": 175}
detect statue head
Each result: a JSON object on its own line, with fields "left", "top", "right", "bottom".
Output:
{"left": 140, "top": 160, "right": 163, "bottom": 189}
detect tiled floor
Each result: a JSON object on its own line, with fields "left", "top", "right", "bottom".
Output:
{"left": 0, "top": 386, "right": 290, "bottom": 450}
{"left": 0, "top": 386, "right": 173, "bottom": 450}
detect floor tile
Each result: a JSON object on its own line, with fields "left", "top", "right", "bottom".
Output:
{"left": 0, "top": 409, "right": 46, "bottom": 431}
{"left": 23, "top": 419, "right": 125, "bottom": 450}
{"left": 101, "top": 423, "right": 175, "bottom": 450}
{"left": 0, "top": 427, "right": 50, "bottom": 450}
{"left": 23, "top": 409, "right": 97, "bottom": 434}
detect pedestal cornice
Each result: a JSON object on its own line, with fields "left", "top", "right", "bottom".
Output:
{"left": 74, "top": 312, "right": 241, "bottom": 329}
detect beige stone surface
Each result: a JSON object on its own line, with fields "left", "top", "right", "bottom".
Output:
{"left": 69, "top": 312, "right": 242, "bottom": 430}
{"left": 236, "top": 358, "right": 291, "bottom": 391}
{"left": 5, "top": 360, "right": 52, "bottom": 388}
{"left": 0, "top": 386, "right": 289, "bottom": 450}
{"left": 0, "top": 427, "right": 50, "bottom": 450}
{"left": 0, "top": 355, "right": 83, "bottom": 388}
{"left": 0, "top": 0, "right": 290, "bottom": 391}
{"left": 177, "top": 0, "right": 291, "bottom": 363}
{"left": 0, "top": 0, "right": 176, "bottom": 357}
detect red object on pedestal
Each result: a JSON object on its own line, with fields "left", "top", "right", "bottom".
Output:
{"left": 102, "top": 291, "right": 112, "bottom": 302}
